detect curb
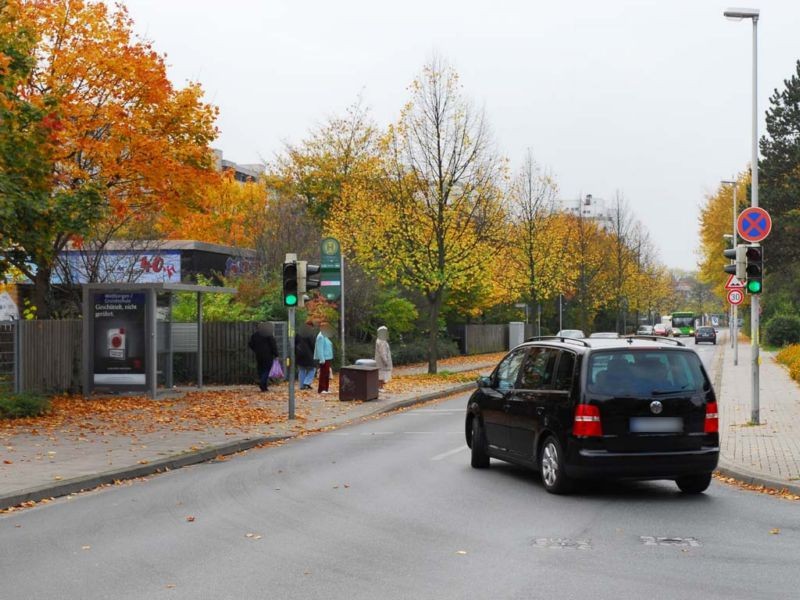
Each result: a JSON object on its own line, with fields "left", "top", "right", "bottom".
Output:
{"left": 712, "top": 332, "right": 800, "bottom": 496}
{"left": 0, "top": 384, "right": 477, "bottom": 511}
{"left": 0, "top": 435, "right": 291, "bottom": 511}
{"left": 716, "top": 457, "right": 800, "bottom": 496}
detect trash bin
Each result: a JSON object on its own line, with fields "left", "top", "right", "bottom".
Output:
{"left": 339, "top": 365, "right": 379, "bottom": 401}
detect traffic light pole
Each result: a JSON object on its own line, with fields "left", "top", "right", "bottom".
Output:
{"left": 288, "top": 306, "right": 296, "bottom": 420}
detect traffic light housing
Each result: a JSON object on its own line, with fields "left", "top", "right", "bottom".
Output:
{"left": 723, "top": 245, "right": 747, "bottom": 279}
{"left": 282, "top": 261, "right": 298, "bottom": 307}
{"left": 296, "top": 262, "right": 321, "bottom": 307}
{"left": 745, "top": 244, "right": 763, "bottom": 294}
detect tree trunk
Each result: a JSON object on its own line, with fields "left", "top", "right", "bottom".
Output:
{"left": 427, "top": 290, "right": 442, "bottom": 374}
{"left": 32, "top": 266, "right": 52, "bottom": 319}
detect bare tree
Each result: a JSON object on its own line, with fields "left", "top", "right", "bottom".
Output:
{"left": 508, "top": 150, "right": 558, "bottom": 334}
{"left": 606, "top": 191, "right": 638, "bottom": 332}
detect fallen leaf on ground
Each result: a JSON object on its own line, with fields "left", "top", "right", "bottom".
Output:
{"left": 770, "top": 528, "right": 780, "bottom": 535}
{"left": 186, "top": 516, "right": 195, "bottom": 522}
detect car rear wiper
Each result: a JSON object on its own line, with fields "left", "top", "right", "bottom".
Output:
{"left": 651, "top": 386, "right": 691, "bottom": 396}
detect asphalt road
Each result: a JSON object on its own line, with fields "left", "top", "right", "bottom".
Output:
{"left": 2, "top": 343, "right": 798, "bottom": 599}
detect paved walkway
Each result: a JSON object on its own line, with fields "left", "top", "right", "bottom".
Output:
{"left": 2, "top": 340, "right": 800, "bottom": 511}
{"left": 713, "top": 330, "right": 800, "bottom": 493}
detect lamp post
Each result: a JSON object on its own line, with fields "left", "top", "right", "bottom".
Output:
{"left": 722, "top": 180, "right": 738, "bottom": 364}
{"left": 724, "top": 7, "right": 760, "bottom": 424}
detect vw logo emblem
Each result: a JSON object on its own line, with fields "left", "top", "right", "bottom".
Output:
{"left": 650, "top": 400, "right": 663, "bottom": 415}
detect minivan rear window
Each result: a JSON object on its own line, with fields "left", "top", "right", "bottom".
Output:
{"left": 587, "top": 350, "right": 707, "bottom": 396}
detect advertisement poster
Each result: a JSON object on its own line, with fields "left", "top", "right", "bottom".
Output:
{"left": 93, "top": 292, "right": 146, "bottom": 386}
{"left": 55, "top": 250, "right": 181, "bottom": 284}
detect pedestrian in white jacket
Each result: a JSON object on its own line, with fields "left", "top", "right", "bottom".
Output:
{"left": 374, "top": 326, "right": 393, "bottom": 387}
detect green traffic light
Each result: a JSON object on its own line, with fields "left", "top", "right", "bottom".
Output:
{"left": 747, "top": 280, "right": 762, "bottom": 294}
{"left": 285, "top": 294, "right": 298, "bottom": 306}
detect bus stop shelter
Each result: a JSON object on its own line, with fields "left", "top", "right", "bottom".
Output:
{"left": 82, "top": 282, "right": 236, "bottom": 399}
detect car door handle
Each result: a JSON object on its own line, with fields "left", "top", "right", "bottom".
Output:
{"left": 503, "top": 403, "right": 511, "bottom": 411}
{"left": 536, "top": 406, "right": 545, "bottom": 416}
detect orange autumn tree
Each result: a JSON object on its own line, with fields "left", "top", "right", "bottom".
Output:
{"left": 3, "top": 0, "right": 218, "bottom": 315}
{"left": 160, "top": 170, "right": 267, "bottom": 248}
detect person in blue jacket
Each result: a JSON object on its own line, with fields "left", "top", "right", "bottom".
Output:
{"left": 314, "top": 324, "right": 334, "bottom": 394}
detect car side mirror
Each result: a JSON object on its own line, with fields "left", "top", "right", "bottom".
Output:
{"left": 477, "top": 376, "right": 492, "bottom": 388}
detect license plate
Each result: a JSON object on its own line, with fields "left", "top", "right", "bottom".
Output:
{"left": 630, "top": 417, "right": 683, "bottom": 433}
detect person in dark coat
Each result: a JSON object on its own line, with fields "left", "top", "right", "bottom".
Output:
{"left": 295, "top": 326, "right": 316, "bottom": 390}
{"left": 248, "top": 322, "right": 278, "bottom": 392}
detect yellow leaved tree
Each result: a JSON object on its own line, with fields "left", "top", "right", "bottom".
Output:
{"left": 329, "top": 57, "right": 508, "bottom": 373}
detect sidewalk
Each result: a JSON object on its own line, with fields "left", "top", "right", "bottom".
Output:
{"left": 713, "top": 331, "right": 800, "bottom": 495}
{"left": 0, "top": 354, "right": 503, "bottom": 510}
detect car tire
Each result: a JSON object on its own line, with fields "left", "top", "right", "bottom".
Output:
{"left": 675, "top": 473, "right": 712, "bottom": 494}
{"left": 539, "top": 436, "right": 573, "bottom": 494}
{"left": 470, "top": 417, "right": 490, "bottom": 469}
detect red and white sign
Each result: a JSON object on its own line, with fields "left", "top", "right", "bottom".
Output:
{"left": 727, "top": 289, "right": 744, "bottom": 306}
{"left": 724, "top": 274, "right": 745, "bottom": 290}
{"left": 737, "top": 207, "right": 772, "bottom": 243}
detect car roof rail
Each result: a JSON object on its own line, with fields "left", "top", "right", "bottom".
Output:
{"left": 623, "top": 335, "right": 685, "bottom": 347}
{"left": 526, "top": 335, "right": 591, "bottom": 348}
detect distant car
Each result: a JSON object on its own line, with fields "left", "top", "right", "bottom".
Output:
{"left": 556, "top": 329, "right": 585, "bottom": 339}
{"left": 637, "top": 325, "right": 655, "bottom": 335}
{"left": 695, "top": 326, "right": 717, "bottom": 345}
{"left": 466, "top": 336, "right": 719, "bottom": 494}
{"left": 589, "top": 332, "right": 619, "bottom": 339}
{"left": 653, "top": 324, "right": 669, "bottom": 336}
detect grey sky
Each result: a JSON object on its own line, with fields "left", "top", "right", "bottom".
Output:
{"left": 123, "top": 0, "right": 800, "bottom": 271}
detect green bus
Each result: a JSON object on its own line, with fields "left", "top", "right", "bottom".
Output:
{"left": 671, "top": 311, "right": 696, "bottom": 337}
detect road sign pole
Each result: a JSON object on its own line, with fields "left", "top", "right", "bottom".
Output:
{"left": 340, "top": 254, "right": 345, "bottom": 369}
{"left": 733, "top": 304, "right": 738, "bottom": 366}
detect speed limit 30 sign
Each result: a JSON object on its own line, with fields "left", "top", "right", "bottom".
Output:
{"left": 727, "top": 289, "right": 744, "bottom": 306}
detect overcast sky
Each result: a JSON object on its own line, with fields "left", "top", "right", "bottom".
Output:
{"left": 122, "top": 0, "right": 799, "bottom": 271}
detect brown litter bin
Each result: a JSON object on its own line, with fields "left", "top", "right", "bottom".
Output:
{"left": 338, "top": 365, "right": 379, "bottom": 401}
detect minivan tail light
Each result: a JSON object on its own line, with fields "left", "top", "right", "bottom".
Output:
{"left": 704, "top": 402, "right": 719, "bottom": 433}
{"left": 574, "top": 404, "right": 602, "bottom": 437}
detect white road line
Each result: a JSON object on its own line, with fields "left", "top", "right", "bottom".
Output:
{"left": 360, "top": 432, "right": 394, "bottom": 435}
{"left": 431, "top": 445, "right": 468, "bottom": 461}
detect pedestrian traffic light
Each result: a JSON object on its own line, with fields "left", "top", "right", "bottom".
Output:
{"left": 723, "top": 244, "right": 747, "bottom": 279}
{"left": 282, "top": 261, "right": 298, "bottom": 307}
{"left": 744, "top": 244, "right": 763, "bottom": 294}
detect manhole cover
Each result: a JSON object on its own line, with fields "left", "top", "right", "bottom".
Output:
{"left": 640, "top": 536, "right": 701, "bottom": 547}
{"left": 532, "top": 537, "right": 592, "bottom": 550}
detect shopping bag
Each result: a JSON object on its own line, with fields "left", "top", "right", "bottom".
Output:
{"left": 269, "top": 358, "right": 284, "bottom": 379}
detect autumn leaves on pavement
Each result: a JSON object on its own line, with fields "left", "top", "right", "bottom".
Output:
{"left": 0, "top": 354, "right": 505, "bottom": 443}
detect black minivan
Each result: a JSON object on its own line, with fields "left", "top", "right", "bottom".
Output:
{"left": 465, "top": 336, "right": 719, "bottom": 494}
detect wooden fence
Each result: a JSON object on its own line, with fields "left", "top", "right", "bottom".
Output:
{"left": 449, "top": 323, "right": 538, "bottom": 354}
{"left": 10, "top": 320, "right": 523, "bottom": 393}
{"left": 11, "top": 320, "right": 288, "bottom": 394}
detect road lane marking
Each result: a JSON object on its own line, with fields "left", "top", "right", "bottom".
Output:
{"left": 431, "top": 445, "right": 468, "bottom": 461}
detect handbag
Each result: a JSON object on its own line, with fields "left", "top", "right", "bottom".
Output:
{"left": 269, "top": 358, "right": 284, "bottom": 379}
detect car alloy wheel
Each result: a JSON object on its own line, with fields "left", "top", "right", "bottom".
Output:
{"left": 470, "top": 417, "right": 490, "bottom": 469}
{"left": 539, "top": 436, "right": 573, "bottom": 494}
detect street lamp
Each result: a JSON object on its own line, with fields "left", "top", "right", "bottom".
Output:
{"left": 723, "top": 6, "right": 760, "bottom": 424}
